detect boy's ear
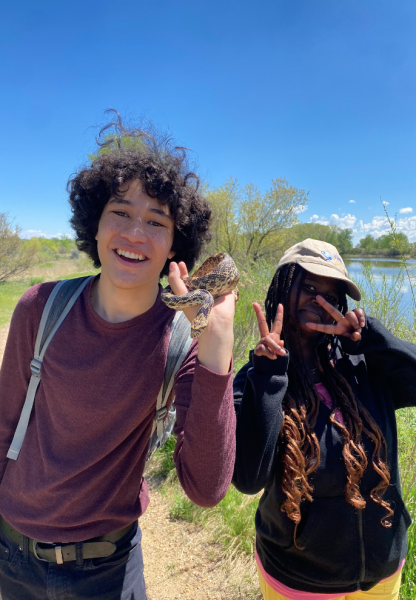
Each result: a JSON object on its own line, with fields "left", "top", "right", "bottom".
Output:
{"left": 168, "top": 250, "right": 175, "bottom": 259}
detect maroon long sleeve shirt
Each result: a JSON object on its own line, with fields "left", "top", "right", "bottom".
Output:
{"left": 0, "top": 278, "right": 235, "bottom": 542}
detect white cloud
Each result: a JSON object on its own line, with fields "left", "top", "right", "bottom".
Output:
{"left": 399, "top": 207, "right": 413, "bottom": 214}
{"left": 330, "top": 213, "right": 357, "bottom": 228}
{"left": 21, "top": 229, "right": 74, "bottom": 240}
{"left": 21, "top": 229, "right": 47, "bottom": 239}
{"left": 349, "top": 200, "right": 356, "bottom": 203}
{"left": 396, "top": 216, "right": 416, "bottom": 240}
{"left": 382, "top": 201, "right": 389, "bottom": 206}
{"left": 304, "top": 211, "right": 416, "bottom": 243}
{"left": 295, "top": 205, "right": 308, "bottom": 214}
{"left": 356, "top": 216, "right": 390, "bottom": 238}
{"left": 355, "top": 215, "right": 416, "bottom": 242}
{"left": 309, "top": 214, "right": 329, "bottom": 225}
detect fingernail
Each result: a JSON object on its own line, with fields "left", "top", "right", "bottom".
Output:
{"left": 169, "top": 262, "right": 176, "bottom": 271}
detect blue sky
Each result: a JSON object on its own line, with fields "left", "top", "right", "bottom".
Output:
{"left": 1, "top": 0, "right": 415, "bottom": 243}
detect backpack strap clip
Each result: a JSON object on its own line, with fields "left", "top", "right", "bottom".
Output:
{"left": 30, "top": 358, "right": 42, "bottom": 378}
{"left": 155, "top": 406, "right": 168, "bottom": 421}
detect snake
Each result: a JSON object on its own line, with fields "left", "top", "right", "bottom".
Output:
{"left": 161, "top": 253, "right": 240, "bottom": 338}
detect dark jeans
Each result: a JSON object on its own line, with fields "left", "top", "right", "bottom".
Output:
{"left": 0, "top": 521, "right": 147, "bottom": 600}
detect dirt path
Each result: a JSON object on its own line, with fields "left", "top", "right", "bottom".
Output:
{"left": 142, "top": 479, "right": 258, "bottom": 600}
{"left": 0, "top": 324, "right": 259, "bottom": 600}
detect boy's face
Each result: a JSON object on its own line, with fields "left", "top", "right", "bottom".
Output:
{"left": 95, "top": 180, "right": 175, "bottom": 294}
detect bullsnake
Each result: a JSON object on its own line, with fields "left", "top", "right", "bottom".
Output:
{"left": 161, "top": 253, "right": 240, "bottom": 338}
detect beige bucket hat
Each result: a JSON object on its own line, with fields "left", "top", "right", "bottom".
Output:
{"left": 278, "top": 238, "right": 361, "bottom": 301}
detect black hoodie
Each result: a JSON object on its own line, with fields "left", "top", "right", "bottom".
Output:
{"left": 232, "top": 317, "right": 415, "bottom": 594}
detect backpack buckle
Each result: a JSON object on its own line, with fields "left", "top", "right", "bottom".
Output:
{"left": 30, "top": 358, "right": 42, "bottom": 378}
{"left": 155, "top": 407, "right": 167, "bottom": 421}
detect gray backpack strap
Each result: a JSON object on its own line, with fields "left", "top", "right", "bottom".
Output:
{"left": 7, "top": 276, "right": 93, "bottom": 460}
{"left": 146, "top": 312, "right": 192, "bottom": 462}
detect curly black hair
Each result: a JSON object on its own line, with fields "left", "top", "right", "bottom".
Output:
{"left": 68, "top": 111, "right": 212, "bottom": 276}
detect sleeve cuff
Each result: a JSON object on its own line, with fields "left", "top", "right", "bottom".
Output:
{"left": 251, "top": 349, "right": 289, "bottom": 376}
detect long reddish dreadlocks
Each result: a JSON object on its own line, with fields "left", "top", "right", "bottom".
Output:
{"left": 264, "top": 263, "right": 393, "bottom": 547}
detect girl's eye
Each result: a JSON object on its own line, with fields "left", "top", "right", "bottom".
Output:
{"left": 149, "top": 221, "right": 164, "bottom": 228}
{"left": 305, "top": 284, "right": 316, "bottom": 291}
{"left": 113, "top": 210, "right": 128, "bottom": 218}
{"left": 326, "top": 295, "right": 338, "bottom": 304}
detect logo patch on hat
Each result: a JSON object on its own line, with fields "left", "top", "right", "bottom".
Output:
{"left": 320, "top": 250, "right": 347, "bottom": 275}
{"left": 321, "top": 251, "right": 332, "bottom": 261}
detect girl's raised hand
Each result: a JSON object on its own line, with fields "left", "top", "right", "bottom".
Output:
{"left": 306, "top": 295, "right": 366, "bottom": 341}
{"left": 253, "top": 302, "right": 287, "bottom": 360}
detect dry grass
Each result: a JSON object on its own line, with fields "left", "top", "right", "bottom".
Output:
{"left": 27, "top": 255, "right": 97, "bottom": 281}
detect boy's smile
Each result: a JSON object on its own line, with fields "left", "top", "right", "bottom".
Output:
{"left": 95, "top": 179, "right": 175, "bottom": 297}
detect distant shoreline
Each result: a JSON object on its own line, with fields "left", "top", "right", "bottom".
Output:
{"left": 344, "top": 254, "right": 416, "bottom": 261}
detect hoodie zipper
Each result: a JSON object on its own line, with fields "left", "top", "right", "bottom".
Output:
{"left": 357, "top": 509, "right": 366, "bottom": 582}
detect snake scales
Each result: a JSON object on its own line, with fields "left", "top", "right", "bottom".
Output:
{"left": 161, "top": 253, "right": 240, "bottom": 338}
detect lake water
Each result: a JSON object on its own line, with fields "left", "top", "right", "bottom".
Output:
{"left": 344, "top": 258, "right": 416, "bottom": 320}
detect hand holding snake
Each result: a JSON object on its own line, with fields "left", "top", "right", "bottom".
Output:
{"left": 162, "top": 253, "right": 239, "bottom": 374}
{"left": 162, "top": 253, "right": 240, "bottom": 338}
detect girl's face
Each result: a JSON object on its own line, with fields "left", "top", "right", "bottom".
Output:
{"left": 288, "top": 269, "right": 341, "bottom": 341}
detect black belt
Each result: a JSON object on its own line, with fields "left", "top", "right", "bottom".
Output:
{"left": 0, "top": 516, "right": 135, "bottom": 564}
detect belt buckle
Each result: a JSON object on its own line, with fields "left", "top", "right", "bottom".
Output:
{"left": 33, "top": 541, "right": 64, "bottom": 564}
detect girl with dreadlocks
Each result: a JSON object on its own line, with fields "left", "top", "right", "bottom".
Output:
{"left": 233, "top": 239, "right": 416, "bottom": 600}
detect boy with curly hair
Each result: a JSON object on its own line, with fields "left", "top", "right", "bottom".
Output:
{"left": 0, "top": 113, "right": 236, "bottom": 599}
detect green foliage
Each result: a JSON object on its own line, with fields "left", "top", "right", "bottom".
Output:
{"left": 0, "top": 281, "right": 29, "bottom": 327}
{"left": 287, "top": 223, "right": 354, "bottom": 254}
{"left": 351, "top": 264, "right": 411, "bottom": 336}
{"left": 206, "top": 177, "right": 308, "bottom": 263}
{"left": 24, "top": 236, "right": 78, "bottom": 263}
{"left": 29, "top": 277, "right": 45, "bottom": 286}
{"left": 357, "top": 232, "right": 415, "bottom": 258}
{"left": 397, "top": 408, "right": 416, "bottom": 600}
{"left": 169, "top": 485, "right": 260, "bottom": 558}
{"left": 88, "top": 133, "right": 147, "bottom": 163}
{"left": 233, "top": 260, "right": 275, "bottom": 373}
{"left": 207, "top": 179, "right": 241, "bottom": 257}
{"left": 148, "top": 435, "right": 177, "bottom": 478}
{"left": 0, "top": 213, "right": 39, "bottom": 282}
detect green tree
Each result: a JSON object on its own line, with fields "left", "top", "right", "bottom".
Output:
{"left": 0, "top": 213, "right": 38, "bottom": 282}
{"left": 329, "top": 227, "right": 353, "bottom": 254}
{"left": 88, "top": 133, "right": 147, "bottom": 163}
{"left": 284, "top": 223, "right": 353, "bottom": 254}
{"left": 206, "top": 179, "right": 241, "bottom": 256}
{"left": 207, "top": 178, "right": 308, "bottom": 263}
{"left": 285, "top": 222, "right": 332, "bottom": 246}
{"left": 359, "top": 234, "right": 377, "bottom": 252}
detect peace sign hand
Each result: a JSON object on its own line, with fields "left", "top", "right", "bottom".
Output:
{"left": 253, "top": 302, "right": 287, "bottom": 360}
{"left": 306, "top": 295, "right": 366, "bottom": 341}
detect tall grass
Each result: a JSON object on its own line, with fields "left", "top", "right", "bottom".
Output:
{"left": 397, "top": 406, "right": 416, "bottom": 600}
{"left": 0, "top": 281, "right": 30, "bottom": 327}
{"left": 353, "top": 262, "right": 416, "bottom": 599}
{"left": 0, "top": 259, "right": 97, "bottom": 327}
{"left": 233, "top": 260, "right": 274, "bottom": 372}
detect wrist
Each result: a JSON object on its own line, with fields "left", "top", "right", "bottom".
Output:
{"left": 197, "top": 330, "right": 234, "bottom": 375}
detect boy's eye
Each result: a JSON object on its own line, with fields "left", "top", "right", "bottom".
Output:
{"left": 113, "top": 210, "right": 128, "bottom": 218}
{"left": 304, "top": 284, "right": 316, "bottom": 292}
{"left": 149, "top": 221, "right": 164, "bottom": 228}
{"left": 325, "top": 295, "right": 338, "bottom": 305}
